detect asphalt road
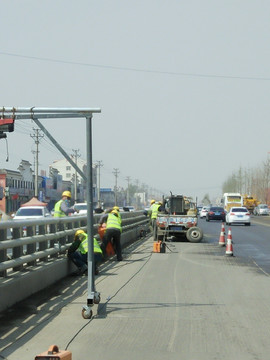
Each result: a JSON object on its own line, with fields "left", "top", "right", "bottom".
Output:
{"left": 1, "top": 218, "right": 270, "bottom": 360}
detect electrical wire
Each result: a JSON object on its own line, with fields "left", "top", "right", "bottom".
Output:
{"left": 1, "top": 51, "right": 270, "bottom": 81}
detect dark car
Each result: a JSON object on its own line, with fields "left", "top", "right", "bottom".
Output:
{"left": 206, "top": 206, "right": 226, "bottom": 222}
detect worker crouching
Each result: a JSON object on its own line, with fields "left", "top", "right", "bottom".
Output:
{"left": 68, "top": 229, "right": 103, "bottom": 275}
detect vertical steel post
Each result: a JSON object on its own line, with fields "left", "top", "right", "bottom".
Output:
{"left": 86, "top": 115, "right": 95, "bottom": 304}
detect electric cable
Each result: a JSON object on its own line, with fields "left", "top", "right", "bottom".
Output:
{"left": 1, "top": 51, "right": 270, "bottom": 81}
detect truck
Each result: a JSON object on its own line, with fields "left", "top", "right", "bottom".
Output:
{"left": 242, "top": 194, "right": 260, "bottom": 213}
{"left": 154, "top": 193, "right": 203, "bottom": 243}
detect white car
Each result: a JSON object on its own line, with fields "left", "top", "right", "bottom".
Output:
{"left": 13, "top": 206, "right": 52, "bottom": 220}
{"left": 226, "top": 207, "right": 251, "bottom": 226}
{"left": 200, "top": 206, "right": 210, "bottom": 218}
{"left": 73, "top": 203, "right": 87, "bottom": 215}
{"left": 253, "top": 204, "right": 269, "bottom": 216}
{"left": 12, "top": 206, "right": 52, "bottom": 235}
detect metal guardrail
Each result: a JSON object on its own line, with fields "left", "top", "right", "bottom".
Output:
{"left": 0, "top": 211, "right": 149, "bottom": 277}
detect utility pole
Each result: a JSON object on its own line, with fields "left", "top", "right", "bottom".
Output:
{"left": 95, "top": 160, "right": 103, "bottom": 208}
{"left": 125, "top": 176, "right": 131, "bottom": 205}
{"left": 113, "top": 168, "right": 120, "bottom": 205}
{"left": 71, "top": 149, "right": 81, "bottom": 203}
{"left": 30, "top": 128, "right": 44, "bottom": 198}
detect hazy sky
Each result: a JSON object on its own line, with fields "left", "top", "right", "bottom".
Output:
{"left": 1, "top": 0, "right": 270, "bottom": 203}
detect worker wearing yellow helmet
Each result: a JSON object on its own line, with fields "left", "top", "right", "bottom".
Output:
{"left": 100, "top": 209, "right": 123, "bottom": 261}
{"left": 54, "top": 190, "right": 78, "bottom": 217}
{"left": 68, "top": 229, "right": 103, "bottom": 275}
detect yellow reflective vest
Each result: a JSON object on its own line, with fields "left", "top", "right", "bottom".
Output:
{"left": 78, "top": 234, "right": 102, "bottom": 255}
{"left": 106, "top": 213, "right": 122, "bottom": 231}
{"left": 54, "top": 200, "right": 65, "bottom": 217}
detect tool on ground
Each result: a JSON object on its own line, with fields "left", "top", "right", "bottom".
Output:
{"left": 35, "top": 345, "right": 71, "bottom": 360}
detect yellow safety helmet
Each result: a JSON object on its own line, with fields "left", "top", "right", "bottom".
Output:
{"left": 75, "top": 229, "right": 85, "bottom": 238}
{"left": 150, "top": 199, "right": 155, "bottom": 205}
{"left": 62, "top": 190, "right": 71, "bottom": 198}
{"left": 113, "top": 206, "right": 120, "bottom": 211}
{"left": 111, "top": 209, "right": 119, "bottom": 216}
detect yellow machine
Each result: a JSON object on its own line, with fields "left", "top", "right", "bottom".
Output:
{"left": 242, "top": 195, "right": 260, "bottom": 213}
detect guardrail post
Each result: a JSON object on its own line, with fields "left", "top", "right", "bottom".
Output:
{"left": 26, "top": 226, "right": 36, "bottom": 266}
{"left": 0, "top": 228, "right": 7, "bottom": 277}
{"left": 12, "top": 227, "right": 23, "bottom": 272}
{"left": 38, "top": 224, "right": 48, "bottom": 262}
{"left": 49, "top": 223, "right": 58, "bottom": 258}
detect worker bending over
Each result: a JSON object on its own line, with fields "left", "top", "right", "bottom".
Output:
{"left": 100, "top": 209, "right": 123, "bottom": 261}
{"left": 68, "top": 229, "right": 103, "bottom": 275}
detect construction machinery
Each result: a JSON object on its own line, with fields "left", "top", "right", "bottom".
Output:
{"left": 154, "top": 193, "right": 203, "bottom": 243}
{"left": 242, "top": 194, "right": 260, "bottom": 213}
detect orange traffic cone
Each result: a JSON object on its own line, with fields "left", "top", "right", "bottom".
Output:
{"left": 225, "top": 228, "right": 233, "bottom": 256}
{"left": 219, "top": 224, "right": 226, "bottom": 246}
{"left": 221, "top": 222, "right": 226, "bottom": 235}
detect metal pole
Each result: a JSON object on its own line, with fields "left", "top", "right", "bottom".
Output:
{"left": 86, "top": 115, "right": 95, "bottom": 304}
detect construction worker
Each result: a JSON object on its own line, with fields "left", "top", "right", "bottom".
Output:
{"left": 54, "top": 191, "right": 78, "bottom": 217}
{"left": 149, "top": 200, "right": 161, "bottom": 233}
{"left": 68, "top": 229, "right": 103, "bottom": 275}
{"left": 100, "top": 209, "right": 123, "bottom": 261}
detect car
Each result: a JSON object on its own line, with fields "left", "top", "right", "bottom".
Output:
{"left": 196, "top": 206, "right": 203, "bottom": 215}
{"left": 226, "top": 207, "right": 251, "bottom": 226}
{"left": 253, "top": 204, "right": 270, "bottom": 216}
{"left": 73, "top": 203, "right": 87, "bottom": 215}
{"left": 206, "top": 206, "right": 226, "bottom": 222}
{"left": 12, "top": 205, "right": 52, "bottom": 235}
{"left": 200, "top": 206, "right": 210, "bottom": 218}
{"left": 13, "top": 206, "right": 52, "bottom": 220}
{"left": 123, "top": 206, "right": 135, "bottom": 212}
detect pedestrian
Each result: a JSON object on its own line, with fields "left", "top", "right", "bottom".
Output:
{"left": 68, "top": 229, "right": 103, "bottom": 275}
{"left": 53, "top": 191, "right": 78, "bottom": 217}
{"left": 101, "top": 209, "right": 123, "bottom": 261}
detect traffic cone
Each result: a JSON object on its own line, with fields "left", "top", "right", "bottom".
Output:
{"left": 225, "top": 228, "right": 233, "bottom": 256}
{"left": 221, "top": 222, "right": 226, "bottom": 235}
{"left": 218, "top": 224, "right": 226, "bottom": 246}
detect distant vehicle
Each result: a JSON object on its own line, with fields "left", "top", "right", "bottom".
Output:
{"left": 226, "top": 207, "right": 250, "bottom": 226}
{"left": 206, "top": 206, "right": 226, "bottom": 222}
{"left": 200, "top": 206, "right": 210, "bottom": 218}
{"left": 253, "top": 204, "right": 270, "bottom": 216}
{"left": 73, "top": 203, "right": 87, "bottom": 215}
{"left": 12, "top": 205, "right": 52, "bottom": 235}
{"left": 123, "top": 206, "right": 135, "bottom": 212}
{"left": 196, "top": 206, "right": 203, "bottom": 214}
{"left": 13, "top": 206, "right": 52, "bottom": 220}
{"left": 222, "top": 193, "right": 243, "bottom": 212}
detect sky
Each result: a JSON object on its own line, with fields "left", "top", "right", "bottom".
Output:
{"left": 1, "top": 0, "right": 270, "bottom": 203}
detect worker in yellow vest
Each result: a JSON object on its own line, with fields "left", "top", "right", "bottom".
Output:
{"left": 100, "top": 209, "right": 123, "bottom": 261}
{"left": 54, "top": 191, "right": 78, "bottom": 217}
{"left": 68, "top": 229, "right": 103, "bottom": 275}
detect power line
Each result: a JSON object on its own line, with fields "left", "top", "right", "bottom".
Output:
{"left": 1, "top": 51, "right": 270, "bottom": 81}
